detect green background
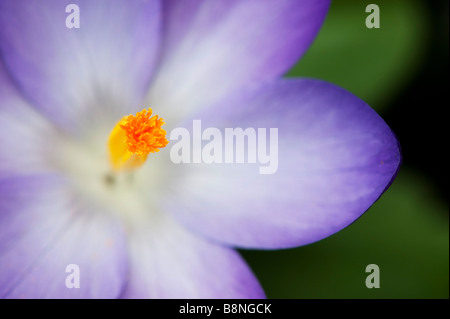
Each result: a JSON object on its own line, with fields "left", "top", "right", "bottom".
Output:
{"left": 240, "top": 0, "right": 449, "bottom": 299}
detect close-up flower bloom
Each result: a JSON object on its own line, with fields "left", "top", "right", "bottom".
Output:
{"left": 0, "top": 0, "right": 401, "bottom": 298}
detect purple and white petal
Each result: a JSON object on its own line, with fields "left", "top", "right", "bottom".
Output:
{"left": 0, "top": 0, "right": 161, "bottom": 132}
{"left": 0, "top": 60, "right": 56, "bottom": 178}
{"left": 148, "top": 0, "right": 330, "bottom": 122}
{"left": 164, "top": 79, "right": 401, "bottom": 249}
{"left": 120, "top": 213, "right": 265, "bottom": 299}
{"left": 0, "top": 175, "right": 128, "bottom": 298}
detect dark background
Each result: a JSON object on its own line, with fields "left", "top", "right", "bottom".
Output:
{"left": 385, "top": 0, "right": 448, "bottom": 203}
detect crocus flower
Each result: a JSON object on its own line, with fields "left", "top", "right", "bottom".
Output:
{"left": 0, "top": 0, "right": 400, "bottom": 298}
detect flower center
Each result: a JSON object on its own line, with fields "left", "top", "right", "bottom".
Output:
{"left": 108, "top": 108, "right": 169, "bottom": 171}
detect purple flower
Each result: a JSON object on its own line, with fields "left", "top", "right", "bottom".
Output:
{"left": 0, "top": 0, "right": 400, "bottom": 298}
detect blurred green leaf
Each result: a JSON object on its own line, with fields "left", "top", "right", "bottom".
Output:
{"left": 241, "top": 170, "right": 449, "bottom": 298}
{"left": 286, "top": 0, "right": 428, "bottom": 111}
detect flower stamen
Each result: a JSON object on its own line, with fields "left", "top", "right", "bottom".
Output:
{"left": 108, "top": 108, "right": 169, "bottom": 171}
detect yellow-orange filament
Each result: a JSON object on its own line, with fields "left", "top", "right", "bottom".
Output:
{"left": 108, "top": 108, "right": 169, "bottom": 171}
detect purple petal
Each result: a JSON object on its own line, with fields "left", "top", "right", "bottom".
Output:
{"left": 164, "top": 79, "right": 401, "bottom": 249}
{"left": 0, "top": 175, "right": 128, "bottom": 298}
{"left": 120, "top": 213, "right": 265, "bottom": 299}
{"left": 0, "top": 0, "right": 161, "bottom": 131}
{"left": 147, "top": 0, "right": 330, "bottom": 122}
{"left": 0, "top": 60, "right": 55, "bottom": 178}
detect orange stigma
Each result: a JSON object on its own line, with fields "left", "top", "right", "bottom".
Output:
{"left": 108, "top": 108, "right": 169, "bottom": 171}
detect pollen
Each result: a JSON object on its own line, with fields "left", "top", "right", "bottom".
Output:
{"left": 108, "top": 108, "right": 169, "bottom": 171}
